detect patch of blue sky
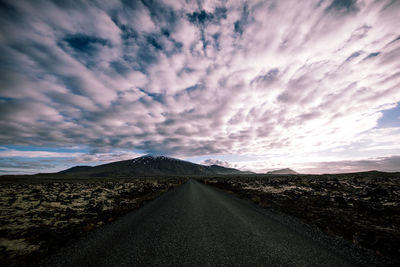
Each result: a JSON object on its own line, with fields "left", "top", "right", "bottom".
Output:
{"left": 378, "top": 103, "right": 400, "bottom": 128}
{"left": 0, "top": 96, "right": 14, "bottom": 102}
{"left": 138, "top": 88, "right": 164, "bottom": 104}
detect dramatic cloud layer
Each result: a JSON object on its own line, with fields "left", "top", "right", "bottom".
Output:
{"left": 0, "top": 0, "right": 399, "bottom": 173}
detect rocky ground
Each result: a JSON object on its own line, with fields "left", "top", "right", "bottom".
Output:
{"left": 199, "top": 171, "right": 400, "bottom": 264}
{"left": 0, "top": 177, "right": 185, "bottom": 266}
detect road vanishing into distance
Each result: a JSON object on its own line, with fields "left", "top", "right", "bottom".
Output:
{"left": 41, "top": 180, "right": 375, "bottom": 266}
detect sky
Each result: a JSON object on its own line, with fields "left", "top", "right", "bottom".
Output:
{"left": 0, "top": 0, "right": 400, "bottom": 174}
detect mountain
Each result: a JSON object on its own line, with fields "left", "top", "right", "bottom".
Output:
{"left": 58, "top": 166, "right": 93, "bottom": 174}
{"left": 57, "top": 155, "right": 248, "bottom": 177}
{"left": 208, "top": 165, "right": 255, "bottom": 175}
{"left": 266, "top": 168, "right": 298, "bottom": 175}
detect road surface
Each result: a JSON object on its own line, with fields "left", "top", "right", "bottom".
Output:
{"left": 41, "top": 179, "right": 374, "bottom": 266}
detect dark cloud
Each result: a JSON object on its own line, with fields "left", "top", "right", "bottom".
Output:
{"left": 113, "top": 21, "right": 138, "bottom": 40}
{"left": 214, "top": 7, "right": 228, "bottom": 20}
{"left": 0, "top": 0, "right": 399, "bottom": 173}
{"left": 186, "top": 6, "right": 227, "bottom": 53}
{"left": 146, "top": 34, "right": 163, "bottom": 50}
{"left": 234, "top": 3, "right": 249, "bottom": 35}
{"left": 326, "top": 0, "right": 359, "bottom": 14}
{"left": 63, "top": 34, "right": 111, "bottom": 54}
{"left": 187, "top": 7, "right": 227, "bottom": 26}
{"left": 188, "top": 10, "right": 215, "bottom": 26}
{"left": 109, "top": 60, "right": 131, "bottom": 75}
{"left": 0, "top": 1, "right": 19, "bottom": 20}
{"left": 140, "top": 0, "right": 179, "bottom": 27}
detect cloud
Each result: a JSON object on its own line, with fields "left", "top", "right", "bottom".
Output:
{"left": 0, "top": 158, "right": 56, "bottom": 170}
{"left": 325, "top": 0, "right": 359, "bottom": 14}
{"left": 72, "top": 151, "right": 142, "bottom": 164}
{"left": 0, "top": 148, "right": 143, "bottom": 174}
{"left": 0, "top": 149, "right": 83, "bottom": 158}
{"left": 0, "top": 0, "right": 400, "bottom": 174}
{"left": 200, "top": 159, "right": 232, "bottom": 168}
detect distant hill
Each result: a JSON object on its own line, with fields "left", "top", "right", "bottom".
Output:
{"left": 266, "top": 168, "right": 298, "bottom": 175}
{"left": 57, "top": 155, "right": 249, "bottom": 177}
{"left": 58, "top": 166, "right": 92, "bottom": 174}
{"left": 208, "top": 165, "right": 254, "bottom": 175}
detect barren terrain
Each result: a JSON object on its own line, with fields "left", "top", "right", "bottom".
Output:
{"left": 199, "top": 171, "right": 400, "bottom": 263}
{"left": 0, "top": 177, "right": 185, "bottom": 266}
{"left": 1, "top": 171, "right": 399, "bottom": 265}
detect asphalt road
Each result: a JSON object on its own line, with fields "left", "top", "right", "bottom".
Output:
{"left": 41, "top": 179, "right": 373, "bottom": 266}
